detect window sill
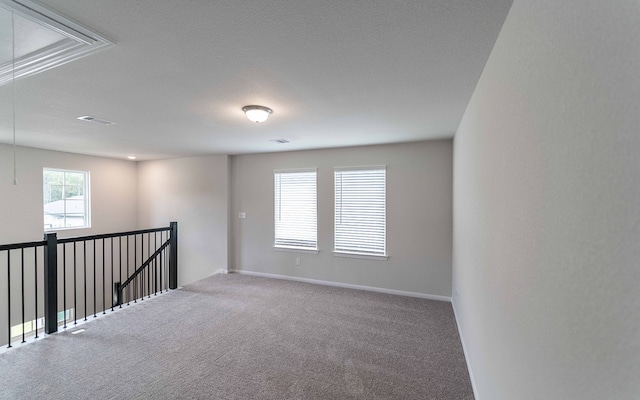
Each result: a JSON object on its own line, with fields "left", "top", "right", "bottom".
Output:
{"left": 332, "top": 251, "right": 388, "bottom": 261}
{"left": 45, "top": 226, "right": 91, "bottom": 233}
{"left": 273, "top": 246, "right": 319, "bottom": 255}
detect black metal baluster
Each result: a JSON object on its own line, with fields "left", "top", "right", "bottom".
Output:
{"left": 159, "top": 235, "right": 163, "bottom": 293}
{"left": 134, "top": 234, "right": 137, "bottom": 303}
{"left": 143, "top": 235, "right": 147, "bottom": 299}
{"left": 111, "top": 237, "right": 114, "bottom": 311}
{"left": 146, "top": 233, "right": 148, "bottom": 298}
{"left": 93, "top": 240, "right": 97, "bottom": 318}
{"left": 119, "top": 236, "right": 123, "bottom": 308}
{"left": 35, "top": 247, "right": 40, "bottom": 337}
{"left": 102, "top": 238, "right": 106, "bottom": 314}
{"left": 140, "top": 234, "right": 143, "bottom": 300}
{"left": 154, "top": 232, "right": 158, "bottom": 296}
{"left": 164, "top": 233, "right": 168, "bottom": 292}
{"left": 62, "top": 243, "right": 66, "bottom": 329}
{"left": 139, "top": 236, "right": 142, "bottom": 301}
{"left": 147, "top": 233, "right": 151, "bottom": 299}
{"left": 160, "top": 233, "right": 162, "bottom": 290}
{"left": 73, "top": 242, "right": 77, "bottom": 325}
{"left": 140, "top": 234, "right": 144, "bottom": 301}
{"left": 159, "top": 233, "right": 163, "bottom": 293}
{"left": 144, "top": 234, "right": 147, "bottom": 299}
{"left": 127, "top": 235, "right": 130, "bottom": 306}
{"left": 164, "top": 231, "right": 168, "bottom": 292}
{"left": 84, "top": 240, "right": 87, "bottom": 321}
{"left": 7, "top": 251, "right": 11, "bottom": 348}
{"left": 149, "top": 234, "right": 152, "bottom": 289}
{"left": 21, "top": 248, "right": 25, "bottom": 343}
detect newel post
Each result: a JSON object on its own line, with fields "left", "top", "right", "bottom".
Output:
{"left": 169, "top": 221, "right": 178, "bottom": 289}
{"left": 44, "top": 232, "right": 58, "bottom": 334}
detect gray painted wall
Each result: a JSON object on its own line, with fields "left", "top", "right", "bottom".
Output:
{"left": 137, "top": 155, "right": 230, "bottom": 286}
{"left": 1, "top": 140, "right": 452, "bottom": 299}
{"left": 0, "top": 144, "right": 138, "bottom": 243}
{"left": 0, "top": 147, "right": 229, "bottom": 338}
{"left": 453, "top": 0, "right": 640, "bottom": 398}
{"left": 0, "top": 144, "right": 138, "bottom": 344}
{"left": 231, "top": 141, "right": 453, "bottom": 297}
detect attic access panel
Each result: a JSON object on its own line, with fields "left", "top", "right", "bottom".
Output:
{"left": 0, "top": 0, "right": 113, "bottom": 85}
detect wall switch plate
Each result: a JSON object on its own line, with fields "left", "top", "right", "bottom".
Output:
{"left": 296, "top": 257, "right": 301, "bottom": 266}
{"left": 238, "top": 212, "right": 246, "bottom": 219}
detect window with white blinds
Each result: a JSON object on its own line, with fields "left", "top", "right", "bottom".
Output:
{"left": 274, "top": 169, "right": 317, "bottom": 250}
{"left": 334, "top": 167, "right": 386, "bottom": 257}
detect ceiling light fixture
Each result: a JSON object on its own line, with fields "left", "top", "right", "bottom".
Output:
{"left": 242, "top": 105, "right": 272, "bottom": 123}
{"left": 127, "top": 155, "right": 136, "bottom": 160}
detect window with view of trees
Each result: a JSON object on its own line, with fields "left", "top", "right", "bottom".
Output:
{"left": 43, "top": 169, "right": 90, "bottom": 230}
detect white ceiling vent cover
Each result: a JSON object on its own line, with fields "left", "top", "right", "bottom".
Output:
{"left": 77, "top": 115, "right": 115, "bottom": 125}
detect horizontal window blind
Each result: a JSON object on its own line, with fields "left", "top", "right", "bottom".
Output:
{"left": 274, "top": 170, "right": 317, "bottom": 249}
{"left": 334, "top": 167, "right": 386, "bottom": 256}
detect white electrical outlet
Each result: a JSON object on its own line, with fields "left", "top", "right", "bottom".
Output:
{"left": 238, "top": 212, "right": 246, "bottom": 219}
{"left": 296, "top": 257, "right": 301, "bottom": 266}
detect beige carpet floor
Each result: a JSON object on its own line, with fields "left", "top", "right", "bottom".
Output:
{"left": 0, "top": 273, "right": 473, "bottom": 399}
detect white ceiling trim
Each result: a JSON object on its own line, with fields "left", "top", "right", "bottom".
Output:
{"left": 0, "top": 0, "right": 114, "bottom": 85}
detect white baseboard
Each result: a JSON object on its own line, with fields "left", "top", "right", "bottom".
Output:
{"left": 228, "top": 269, "right": 452, "bottom": 302}
{"left": 452, "top": 301, "right": 480, "bottom": 400}
{"left": 212, "top": 269, "right": 228, "bottom": 275}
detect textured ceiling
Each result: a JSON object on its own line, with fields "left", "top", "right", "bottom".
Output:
{"left": 0, "top": 7, "right": 65, "bottom": 63}
{"left": 0, "top": 0, "right": 513, "bottom": 160}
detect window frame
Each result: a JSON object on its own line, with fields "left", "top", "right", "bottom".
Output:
{"left": 273, "top": 168, "right": 319, "bottom": 253}
{"left": 43, "top": 168, "right": 91, "bottom": 232}
{"left": 333, "top": 166, "right": 388, "bottom": 260}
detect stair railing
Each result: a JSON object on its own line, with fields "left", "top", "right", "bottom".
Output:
{"left": 0, "top": 221, "right": 178, "bottom": 348}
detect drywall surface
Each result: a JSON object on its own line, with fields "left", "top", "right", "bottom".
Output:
{"left": 453, "top": 0, "right": 640, "bottom": 398}
{"left": 137, "top": 155, "right": 229, "bottom": 286}
{"left": 0, "top": 144, "right": 138, "bottom": 243}
{"left": 231, "top": 141, "right": 453, "bottom": 297}
{"left": 0, "top": 144, "right": 138, "bottom": 344}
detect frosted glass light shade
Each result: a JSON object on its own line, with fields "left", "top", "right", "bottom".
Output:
{"left": 242, "top": 105, "right": 272, "bottom": 123}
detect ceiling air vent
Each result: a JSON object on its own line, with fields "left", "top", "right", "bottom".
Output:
{"left": 77, "top": 115, "right": 115, "bottom": 125}
{"left": 269, "top": 138, "right": 290, "bottom": 144}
